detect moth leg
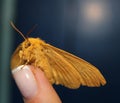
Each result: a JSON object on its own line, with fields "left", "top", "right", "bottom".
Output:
{"left": 19, "top": 50, "right": 30, "bottom": 69}
{"left": 19, "top": 60, "right": 29, "bottom": 70}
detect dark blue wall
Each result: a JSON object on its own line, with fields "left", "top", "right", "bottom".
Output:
{"left": 11, "top": 0, "right": 120, "bottom": 103}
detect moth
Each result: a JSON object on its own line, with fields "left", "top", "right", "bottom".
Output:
{"left": 10, "top": 22, "right": 106, "bottom": 89}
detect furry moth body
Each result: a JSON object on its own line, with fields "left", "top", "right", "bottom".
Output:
{"left": 11, "top": 23, "right": 106, "bottom": 89}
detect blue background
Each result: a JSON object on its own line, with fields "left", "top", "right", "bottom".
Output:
{"left": 2, "top": 0, "right": 120, "bottom": 103}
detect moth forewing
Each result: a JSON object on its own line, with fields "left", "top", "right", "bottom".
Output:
{"left": 43, "top": 44, "right": 106, "bottom": 88}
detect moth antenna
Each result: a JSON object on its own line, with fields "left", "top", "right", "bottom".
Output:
{"left": 26, "top": 24, "right": 38, "bottom": 38}
{"left": 10, "top": 21, "right": 26, "bottom": 40}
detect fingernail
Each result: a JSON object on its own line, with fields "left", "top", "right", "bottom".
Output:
{"left": 12, "top": 65, "right": 38, "bottom": 99}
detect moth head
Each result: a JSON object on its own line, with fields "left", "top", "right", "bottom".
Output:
{"left": 10, "top": 22, "right": 36, "bottom": 69}
{"left": 10, "top": 22, "right": 39, "bottom": 51}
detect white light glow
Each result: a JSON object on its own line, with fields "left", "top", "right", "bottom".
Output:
{"left": 79, "top": 1, "right": 111, "bottom": 39}
{"left": 83, "top": 2, "right": 104, "bottom": 23}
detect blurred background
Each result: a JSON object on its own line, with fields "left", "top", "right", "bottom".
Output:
{"left": 0, "top": 0, "right": 120, "bottom": 103}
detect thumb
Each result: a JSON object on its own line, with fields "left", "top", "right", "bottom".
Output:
{"left": 12, "top": 65, "right": 61, "bottom": 103}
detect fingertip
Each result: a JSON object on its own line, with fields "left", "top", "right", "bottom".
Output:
{"left": 12, "top": 65, "right": 61, "bottom": 103}
{"left": 12, "top": 65, "right": 38, "bottom": 99}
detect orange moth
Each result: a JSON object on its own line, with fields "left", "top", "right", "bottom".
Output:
{"left": 10, "top": 22, "right": 106, "bottom": 89}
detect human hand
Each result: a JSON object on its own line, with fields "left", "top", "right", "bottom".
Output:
{"left": 12, "top": 65, "right": 62, "bottom": 103}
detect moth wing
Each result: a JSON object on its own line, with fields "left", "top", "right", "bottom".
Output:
{"left": 43, "top": 46, "right": 81, "bottom": 89}
{"left": 43, "top": 44, "right": 106, "bottom": 89}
